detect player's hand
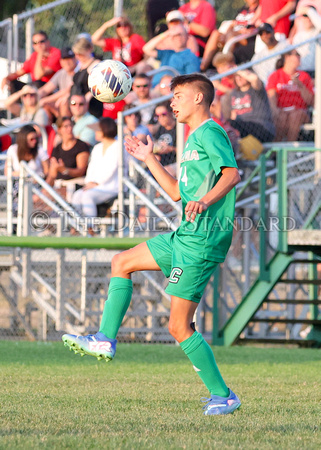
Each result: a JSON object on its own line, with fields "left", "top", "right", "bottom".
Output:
{"left": 125, "top": 135, "right": 154, "bottom": 162}
{"left": 185, "top": 200, "right": 208, "bottom": 222}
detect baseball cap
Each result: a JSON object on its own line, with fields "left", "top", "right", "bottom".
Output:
{"left": 257, "top": 23, "right": 274, "bottom": 35}
{"left": 61, "top": 47, "right": 75, "bottom": 59}
{"left": 166, "top": 10, "right": 184, "bottom": 23}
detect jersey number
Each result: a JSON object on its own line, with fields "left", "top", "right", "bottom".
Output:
{"left": 179, "top": 166, "right": 188, "bottom": 186}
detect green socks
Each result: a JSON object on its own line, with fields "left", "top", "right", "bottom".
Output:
{"left": 99, "top": 277, "right": 133, "bottom": 340}
{"left": 180, "top": 331, "right": 229, "bottom": 397}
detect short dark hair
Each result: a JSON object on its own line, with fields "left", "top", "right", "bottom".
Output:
{"left": 155, "top": 100, "right": 172, "bottom": 112}
{"left": 170, "top": 73, "right": 215, "bottom": 107}
{"left": 33, "top": 30, "right": 48, "bottom": 40}
{"left": 133, "top": 73, "right": 151, "bottom": 83}
{"left": 99, "top": 117, "right": 117, "bottom": 138}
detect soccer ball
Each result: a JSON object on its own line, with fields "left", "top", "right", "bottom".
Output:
{"left": 88, "top": 60, "right": 133, "bottom": 103}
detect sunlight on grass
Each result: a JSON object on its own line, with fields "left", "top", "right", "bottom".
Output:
{"left": 0, "top": 341, "right": 321, "bottom": 449}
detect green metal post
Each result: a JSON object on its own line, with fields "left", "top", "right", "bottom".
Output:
{"left": 277, "top": 148, "right": 288, "bottom": 253}
{"left": 259, "top": 154, "right": 269, "bottom": 281}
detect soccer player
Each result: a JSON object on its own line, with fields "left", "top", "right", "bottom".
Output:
{"left": 62, "top": 73, "right": 241, "bottom": 416}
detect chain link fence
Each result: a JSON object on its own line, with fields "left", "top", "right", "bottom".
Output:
{"left": 0, "top": 244, "right": 214, "bottom": 343}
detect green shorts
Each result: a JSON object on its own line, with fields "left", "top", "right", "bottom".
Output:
{"left": 146, "top": 232, "right": 218, "bottom": 303}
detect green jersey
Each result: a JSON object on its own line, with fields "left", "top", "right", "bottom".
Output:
{"left": 175, "top": 119, "right": 238, "bottom": 262}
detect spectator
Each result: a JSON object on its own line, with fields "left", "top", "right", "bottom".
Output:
{"left": 123, "top": 104, "right": 152, "bottom": 143}
{"left": 91, "top": 16, "right": 148, "bottom": 76}
{"left": 143, "top": 24, "right": 201, "bottom": 87}
{"left": 1, "top": 31, "right": 61, "bottom": 93}
{"left": 72, "top": 117, "right": 120, "bottom": 219}
{"left": 158, "top": 74, "right": 173, "bottom": 97}
{"left": 200, "top": 0, "right": 259, "bottom": 71}
{"left": 211, "top": 52, "right": 236, "bottom": 122}
{"left": 179, "top": 0, "right": 216, "bottom": 56}
{"left": 4, "top": 125, "right": 49, "bottom": 177}
{"left": 46, "top": 116, "right": 90, "bottom": 186}
{"left": 125, "top": 74, "right": 156, "bottom": 126}
{"left": 152, "top": 100, "right": 177, "bottom": 174}
{"left": 146, "top": 0, "right": 179, "bottom": 38}
{"left": 102, "top": 99, "right": 127, "bottom": 120}
{"left": 291, "top": 5, "right": 321, "bottom": 77}
{"left": 251, "top": 23, "right": 288, "bottom": 85}
{"left": 156, "top": 10, "right": 199, "bottom": 56}
{"left": 227, "top": 69, "right": 275, "bottom": 144}
{"left": 266, "top": 50, "right": 314, "bottom": 141}
{"left": 38, "top": 48, "right": 78, "bottom": 119}
{"left": 70, "top": 37, "right": 102, "bottom": 118}
{"left": 69, "top": 93, "right": 98, "bottom": 148}
{"left": 253, "top": 0, "right": 296, "bottom": 52}
{"left": 4, "top": 84, "right": 49, "bottom": 129}
{"left": 289, "top": 0, "right": 321, "bottom": 35}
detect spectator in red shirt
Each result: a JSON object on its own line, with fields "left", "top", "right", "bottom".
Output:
{"left": 266, "top": 49, "right": 315, "bottom": 141}
{"left": 179, "top": 0, "right": 216, "bottom": 57}
{"left": 91, "top": 16, "right": 148, "bottom": 75}
{"left": 1, "top": 31, "right": 61, "bottom": 93}
{"left": 102, "top": 99, "right": 127, "bottom": 120}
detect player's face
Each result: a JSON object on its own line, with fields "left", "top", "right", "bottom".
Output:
{"left": 170, "top": 84, "right": 198, "bottom": 124}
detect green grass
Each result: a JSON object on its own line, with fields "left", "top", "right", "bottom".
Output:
{"left": 0, "top": 342, "right": 321, "bottom": 449}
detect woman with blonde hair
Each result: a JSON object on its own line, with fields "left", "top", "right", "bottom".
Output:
{"left": 70, "top": 37, "right": 102, "bottom": 118}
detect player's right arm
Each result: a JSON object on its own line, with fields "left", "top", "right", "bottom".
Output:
{"left": 125, "top": 135, "right": 181, "bottom": 201}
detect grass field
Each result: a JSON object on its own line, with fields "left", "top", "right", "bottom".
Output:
{"left": 1, "top": 341, "right": 321, "bottom": 449}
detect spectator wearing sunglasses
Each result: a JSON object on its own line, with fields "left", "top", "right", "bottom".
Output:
{"left": 91, "top": 16, "right": 149, "bottom": 75}
{"left": 125, "top": 74, "right": 157, "bottom": 128}
{"left": 152, "top": 101, "right": 177, "bottom": 175}
{"left": 69, "top": 93, "right": 98, "bottom": 148}
{"left": 4, "top": 84, "right": 49, "bottom": 129}
{"left": 1, "top": 31, "right": 61, "bottom": 93}
{"left": 4, "top": 125, "right": 49, "bottom": 178}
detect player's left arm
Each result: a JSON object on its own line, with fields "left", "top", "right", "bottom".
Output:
{"left": 185, "top": 166, "right": 240, "bottom": 222}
